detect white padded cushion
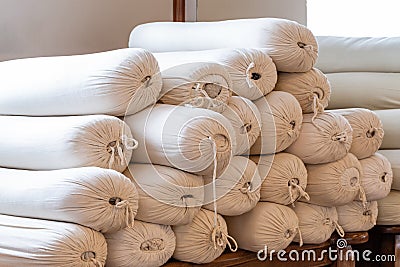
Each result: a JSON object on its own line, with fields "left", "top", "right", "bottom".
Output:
{"left": 374, "top": 109, "right": 400, "bottom": 149}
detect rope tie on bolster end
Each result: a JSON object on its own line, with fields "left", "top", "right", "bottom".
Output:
{"left": 81, "top": 252, "right": 103, "bottom": 267}
{"left": 239, "top": 182, "right": 252, "bottom": 194}
{"left": 245, "top": 62, "right": 256, "bottom": 88}
{"left": 90, "top": 258, "right": 103, "bottom": 267}
{"left": 288, "top": 179, "right": 310, "bottom": 207}
{"left": 333, "top": 221, "right": 345, "bottom": 238}
{"left": 296, "top": 227, "right": 303, "bottom": 247}
{"left": 141, "top": 75, "right": 152, "bottom": 88}
{"left": 363, "top": 209, "right": 376, "bottom": 225}
{"left": 115, "top": 199, "right": 135, "bottom": 228}
{"left": 310, "top": 94, "right": 325, "bottom": 131}
{"left": 358, "top": 185, "right": 368, "bottom": 209}
{"left": 297, "top": 42, "right": 314, "bottom": 53}
{"left": 108, "top": 136, "right": 139, "bottom": 169}
{"left": 122, "top": 135, "right": 139, "bottom": 150}
{"left": 331, "top": 132, "right": 347, "bottom": 143}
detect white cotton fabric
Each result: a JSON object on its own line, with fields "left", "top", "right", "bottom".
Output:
{"left": 379, "top": 150, "right": 400, "bottom": 190}
{"left": 0, "top": 48, "right": 162, "bottom": 116}
{"left": 286, "top": 112, "right": 353, "bottom": 164}
{"left": 0, "top": 214, "right": 107, "bottom": 266}
{"left": 292, "top": 202, "right": 342, "bottom": 244}
{"left": 337, "top": 201, "right": 378, "bottom": 232}
{"left": 222, "top": 96, "right": 262, "bottom": 155}
{"left": 316, "top": 36, "right": 400, "bottom": 73}
{"left": 275, "top": 68, "right": 331, "bottom": 115}
{"left": 130, "top": 18, "right": 318, "bottom": 72}
{"left": 203, "top": 156, "right": 261, "bottom": 216}
{"left": 154, "top": 48, "right": 277, "bottom": 100}
{"left": 225, "top": 202, "right": 299, "bottom": 252}
{"left": 330, "top": 108, "right": 384, "bottom": 159}
{"left": 378, "top": 191, "right": 400, "bottom": 225}
{"left": 325, "top": 73, "right": 400, "bottom": 110}
{"left": 374, "top": 109, "right": 400, "bottom": 149}
{"left": 253, "top": 153, "right": 308, "bottom": 206}
{"left": 159, "top": 62, "right": 232, "bottom": 113}
{"left": 0, "top": 115, "right": 133, "bottom": 172}
{"left": 0, "top": 167, "right": 138, "bottom": 233}
{"left": 172, "top": 209, "right": 231, "bottom": 264}
{"left": 304, "top": 153, "right": 365, "bottom": 207}
{"left": 125, "top": 104, "right": 235, "bottom": 177}
{"left": 251, "top": 91, "right": 303, "bottom": 155}
{"left": 105, "top": 221, "right": 176, "bottom": 267}
{"left": 124, "top": 163, "right": 204, "bottom": 226}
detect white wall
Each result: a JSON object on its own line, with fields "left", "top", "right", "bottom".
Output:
{"left": 0, "top": 0, "right": 172, "bottom": 61}
{"left": 197, "top": 0, "right": 306, "bottom": 25}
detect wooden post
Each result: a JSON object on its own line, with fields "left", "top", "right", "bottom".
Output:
{"left": 173, "top": 0, "right": 185, "bottom": 22}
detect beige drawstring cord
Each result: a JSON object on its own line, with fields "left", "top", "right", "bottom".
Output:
{"left": 245, "top": 62, "right": 256, "bottom": 88}
{"left": 297, "top": 227, "right": 303, "bottom": 247}
{"left": 333, "top": 221, "right": 345, "bottom": 237}
{"left": 108, "top": 136, "right": 139, "bottom": 169}
{"left": 288, "top": 179, "right": 310, "bottom": 206}
{"left": 90, "top": 258, "right": 103, "bottom": 267}
{"left": 310, "top": 93, "right": 325, "bottom": 131}
{"left": 358, "top": 185, "right": 368, "bottom": 208}
{"left": 115, "top": 199, "right": 135, "bottom": 228}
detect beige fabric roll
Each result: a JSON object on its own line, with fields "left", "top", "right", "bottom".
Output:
{"left": 251, "top": 91, "right": 303, "bottom": 154}
{"left": 173, "top": 209, "right": 235, "bottom": 264}
{"left": 337, "top": 201, "right": 378, "bottom": 232}
{"left": 159, "top": 62, "right": 232, "bottom": 113}
{"left": 105, "top": 220, "right": 176, "bottom": 267}
{"left": 124, "top": 163, "right": 204, "bottom": 225}
{"left": 374, "top": 109, "right": 400, "bottom": 149}
{"left": 225, "top": 202, "right": 299, "bottom": 252}
{"left": 275, "top": 68, "right": 331, "bottom": 115}
{"left": 286, "top": 112, "right": 353, "bottom": 164}
{"left": 378, "top": 150, "right": 400, "bottom": 190}
{"left": 0, "top": 214, "right": 107, "bottom": 266}
{"left": 130, "top": 18, "right": 318, "bottom": 72}
{"left": 0, "top": 115, "right": 133, "bottom": 172}
{"left": 292, "top": 202, "right": 343, "bottom": 244}
{"left": 0, "top": 48, "right": 162, "bottom": 116}
{"left": 330, "top": 108, "right": 384, "bottom": 159}
{"left": 253, "top": 153, "right": 309, "bottom": 206}
{"left": 305, "top": 153, "right": 365, "bottom": 207}
{"left": 359, "top": 153, "right": 393, "bottom": 201}
{"left": 0, "top": 167, "right": 138, "bottom": 233}
{"left": 126, "top": 104, "right": 235, "bottom": 177}
{"left": 203, "top": 156, "right": 261, "bottom": 216}
{"left": 154, "top": 48, "right": 277, "bottom": 100}
{"left": 222, "top": 96, "right": 261, "bottom": 155}
{"left": 377, "top": 191, "right": 400, "bottom": 225}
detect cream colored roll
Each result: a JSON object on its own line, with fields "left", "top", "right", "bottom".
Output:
{"left": 286, "top": 112, "right": 353, "bottom": 164}
{"left": 105, "top": 221, "right": 176, "bottom": 267}
{"left": 377, "top": 191, "right": 400, "bottom": 225}
{"left": 225, "top": 202, "right": 299, "bottom": 252}
{"left": 0, "top": 167, "right": 138, "bottom": 233}
{"left": 222, "top": 96, "right": 261, "bottom": 155}
{"left": 159, "top": 62, "right": 232, "bottom": 113}
{"left": 292, "top": 202, "right": 343, "bottom": 244}
{"left": 173, "top": 209, "right": 235, "bottom": 264}
{"left": 337, "top": 201, "right": 378, "bottom": 232}
{"left": 305, "top": 153, "right": 365, "bottom": 207}
{"left": 154, "top": 48, "right": 277, "bottom": 100}
{"left": 275, "top": 68, "right": 331, "bottom": 115}
{"left": 252, "top": 153, "right": 309, "bottom": 206}
{"left": 126, "top": 104, "right": 235, "bottom": 177}
{"left": 0, "top": 214, "right": 107, "bottom": 266}
{"left": 124, "top": 163, "right": 204, "bottom": 225}
{"left": 130, "top": 18, "right": 318, "bottom": 72}
{"left": 379, "top": 150, "right": 400, "bottom": 190}
{"left": 0, "top": 115, "right": 133, "bottom": 172}
{"left": 203, "top": 156, "right": 261, "bottom": 216}
{"left": 330, "top": 108, "right": 384, "bottom": 159}
{"left": 251, "top": 91, "right": 303, "bottom": 154}
{"left": 359, "top": 153, "right": 393, "bottom": 201}
{"left": 0, "top": 48, "right": 162, "bottom": 116}
{"left": 374, "top": 109, "right": 400, "bottom": 149}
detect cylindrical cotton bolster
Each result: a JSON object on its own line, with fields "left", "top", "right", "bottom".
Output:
{"left": 159, "top": 62, "right": 232, "bottom": 113}
{"left": 378, "top": 150, "right": 400, "bottom": 190}
{"left": 0, "top": 214, "right": 107, "bottom": 266}
{"left": 374, "top": 109, "right": 400, "bottom": 149}
{"left": 0, "top": 48, "right": 162, "bottom": 116}
{"left": 377, "top": 191, "right": 400, "bottom": 225}
{"left": 337, "top": 201, "right": 378, "bottom": 232}
{"left": 130, "top": 18, "right": 318, "bottom": 72}
{"left": 0, "top": 167, "right": 138, "bottom": 233}
{"left": 0, "top": 115, "right": 134, "bottom": 172}
{"left": 154, "top": 48, "right": 277, "bottom": 100}
{"left": 125, "top": 104, "right": 235, "bottom": 177}
{"left": 124, "top": 163, "right": 204, "bottom": 225}
{"left": 105, "top": 220, "right": 176, "bottom": 267}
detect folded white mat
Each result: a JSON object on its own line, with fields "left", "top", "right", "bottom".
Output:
{"left": 0, "top": 115, "right": 133, "bottom": 172}
{"left": 124, "top": 163, "right": 204, "bottom": 225}
{"left": 316, "top": 36, "right": 400, "bottom": 73}
{"left": 0, "top": 214, "right": 107, "bottom": 266}
{"left": 154, "top": 48, "right": 277, "bottom": 100}
{"left": 0, "top": 48, "right": 162, "bottom": 116}
{"left": 326, "top": 72, "right": 400, "bottom": 110}
{"left": 378, "top": 150, "right": 400, "bottom": 190}
{"left": 125, "top": 104, "right": 235, "bottom": 177}
{"left": 337, "top": 201, "right": 378, "bottom": 232}
{"left": 130, "top": 18, "right": 318, "bottom": 72}
{"left": 105, "top": 220, "right": 176, "bottom": 267}
{"left": 0, "top": 167, "right": 138, "bottom": 233}
{"left": 159, "top": 62, "right": 232, "bottom": 113}
{"left": 374, "top": 109, "right": 400, "bottom": 149}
